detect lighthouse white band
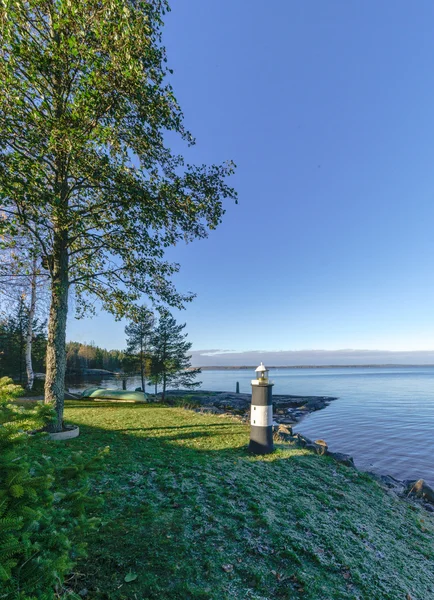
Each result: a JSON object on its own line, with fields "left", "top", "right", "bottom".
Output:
{"left": 250, "top": 404, "right": 273, "bottom": 427}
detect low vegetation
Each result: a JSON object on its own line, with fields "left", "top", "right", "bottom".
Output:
{"left": 22, "top": 400, "right": 434, "bottom": 600}
{"left": 0, "top": 379, "right": 107, "bottom": 599}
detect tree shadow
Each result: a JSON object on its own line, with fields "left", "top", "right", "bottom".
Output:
{"left": 53, "top": 401, "right": 322, "bottom": 474}
{"left": 67, "top": 400, "right": 176, "bottom": 410}
{"left": 27, "top": 401, "right": 419, "bottom": 600}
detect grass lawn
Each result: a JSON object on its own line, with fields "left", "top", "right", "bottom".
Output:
{"left": 29, "top": 400, "right": 434, "bottom": 600}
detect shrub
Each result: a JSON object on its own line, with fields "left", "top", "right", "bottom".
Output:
{"left": 0, "top": 377, "right": 108, "bottom": 599}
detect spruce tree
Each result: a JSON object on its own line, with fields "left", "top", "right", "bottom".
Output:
{"left": 0, "top": 377, "right": 107, "bottom": 598}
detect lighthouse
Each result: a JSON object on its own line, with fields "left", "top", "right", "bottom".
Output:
{"left": 248, "top": 363, "right": 274, "bottom": 454}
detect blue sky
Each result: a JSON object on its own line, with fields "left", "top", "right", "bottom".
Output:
{"left": 67, "top": 0, "right": 434, "bottom": 362}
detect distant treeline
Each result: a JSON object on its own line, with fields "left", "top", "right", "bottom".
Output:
{"left": 1, "top": 304, "right": 196, "bottom": 391}
{"left": 0, "top": 301, "right": 47, "bottom": 384}
{"left": 0, "top": 305, "right": 126, "bottom": 380}
{"left": 65, "top": 342, "right": 125, "bottom": 373}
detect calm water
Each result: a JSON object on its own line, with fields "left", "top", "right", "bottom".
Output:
{"left": 69, "top": 366, "right": 434, "bottom": 485}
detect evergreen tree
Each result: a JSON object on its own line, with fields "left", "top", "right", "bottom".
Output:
{"left": 65, "top": 341, "right": 125, "bottom": 373}
{"left": 125, "top": 306, "right": 154, "bottom": 393}
{"left": 0, "top": 377, "right": 108, "bottom": 598}
{"left": 149, "top": 314, "right": 201, "bottom": 400}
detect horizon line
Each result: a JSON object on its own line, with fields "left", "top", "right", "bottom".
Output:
{"left": 192, "top": 349, "right": 434, "bottom": 354}
{"left": 196, "top": 363, "right": 434, "bottom": 369}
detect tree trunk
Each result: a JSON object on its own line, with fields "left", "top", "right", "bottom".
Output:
{"left": 140, "top": 340, "right": 145, "bottom": 393}
{"left": 25, "top": 255, "right": 38, "bottom": 391}
{"left": 154, "top": 381, "right": 157, "bottom": 396}
{"left": 18, "top": 302, "right": 24, "bottom": 384}
{"left": 143, "top": 340, "right": 147, "bottom": 395}
{"left": 44, "top": 231, "right": 69, "bottom": 432}
{"left": 161, "top": 338, "right": 166, "bottom": 401}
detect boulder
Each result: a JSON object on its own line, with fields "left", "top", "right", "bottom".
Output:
{"left": 305, "top": 443, "right": 318, "bottom": 452}
{"left": 292, "top": 433, "right": 307, "bottom": 447}
{"left": 313, "top": 439, "right": 328, "bottom": 455}
{"left": 378, "top": 474, "right": 403, "bottom": 489}
{"left": 303, "top": 439, "right": 328, "bottom": 456}
{"left": 405, "top": 479, "right": 434, "bottom": 503}
{"left": 327, "top": 451, "right": 355, "bottom": 468}
{"left": 279, "top": 424, "right": 293, "bottom": 434}
{"left": 273, "top": 424, "right": 294, "bottom": 442}
{"left": 197, "top": 406, "right": 223, "bottom": 414}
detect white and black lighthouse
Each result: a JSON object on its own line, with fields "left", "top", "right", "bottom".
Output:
{"left": 248, "top": 363, "right": 274, "bottom": 454}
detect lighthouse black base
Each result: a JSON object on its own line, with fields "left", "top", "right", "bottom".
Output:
{"left": 249, "top": 424, "right": 274, "bottom": 454}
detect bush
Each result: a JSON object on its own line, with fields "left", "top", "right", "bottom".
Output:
{"left": 0, "top": 377, "right": 108, "bottom": 599}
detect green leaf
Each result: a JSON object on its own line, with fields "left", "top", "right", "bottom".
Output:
{"left": 124, "top": 571, "right": 138, "bottom": 583}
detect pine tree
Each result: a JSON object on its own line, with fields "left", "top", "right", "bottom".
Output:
{"left": 125, "top": 306, "right": 154, "bottom": 393}
{"left": 149, "top": 314, "right": 201, "bottom": 400}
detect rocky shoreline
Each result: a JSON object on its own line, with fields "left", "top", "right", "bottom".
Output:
{"left": 164, "top": 389, "right": 338, "bottom": 425}
{"left": 165, "top": 389, "right": 434, "bottom": 513}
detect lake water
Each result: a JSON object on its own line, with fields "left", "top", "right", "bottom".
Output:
{"left": 68, "top": 366, "right": 434, "bottom": 486}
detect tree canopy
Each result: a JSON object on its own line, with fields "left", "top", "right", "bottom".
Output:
{"left": 0, "top": 0, "right": 236, "bottom": 428}
{"left": 0, "top": 0, "right": 236, "bottom": 315}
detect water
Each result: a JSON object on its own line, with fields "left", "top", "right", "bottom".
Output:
{"left": 68, "top": 366, "right": 434, "bottom": 486}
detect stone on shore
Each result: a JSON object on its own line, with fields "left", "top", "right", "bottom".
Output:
{"left": 404, "top": 479, "right": 434, "bottom": 503}
{"left": 313, "top": 439, "right": 328, "bottom": 455}
{"left": 326, "top": 452, "right": 355, "bottom": 468}
{"left": 273, "top": 424, "right": 293, "bottom": 442}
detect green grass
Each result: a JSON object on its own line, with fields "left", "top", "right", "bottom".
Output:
{"left": 28, "top": 401, "right": 434, "bottom": 600}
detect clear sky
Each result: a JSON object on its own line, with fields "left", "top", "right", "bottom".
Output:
{"left": 67, "top": 0, "right": 434, "bottom": 362}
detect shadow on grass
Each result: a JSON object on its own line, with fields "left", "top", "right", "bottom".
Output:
{"left": 39, "top": 401, "right": 322, "bottom": 599}
{"left": 54, "top": 400, "right": 315, "bottom": 469}
{"left": 67, "top": 400, "right": 174, "bottom": 410}
{"left": 108, "top": 423, "right": 241, "bottom": 433}
{"left": 26, "top": 400, "right": 429, "bottom": 600}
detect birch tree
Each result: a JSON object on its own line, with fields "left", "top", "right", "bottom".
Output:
{"left": 0, "top": 0, "right": 236, "bottom": 430}
{"left": 0, "top": 239, "right": 48, "bottom": 389}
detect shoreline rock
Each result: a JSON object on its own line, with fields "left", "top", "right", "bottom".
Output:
{"left": 163, "top": 389, "right": 338, "bottom": 425}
